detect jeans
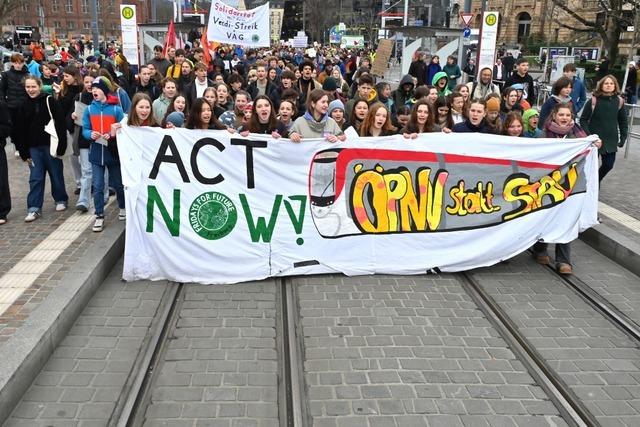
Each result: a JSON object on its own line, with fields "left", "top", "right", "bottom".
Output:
{"left": 92, "top": 160, "right": 124, "bottom": 216}
{"left": 533, "top": 241, "right": 571, "bottom": 265}
{"left": 76, "top": 148, "right": 92, "bottom": 208}
{"left": 69, "top": 154, "right": 81, "bottom": 188}
{"left": 599, "top": 152, "right": 616, "bottom": 181}
{"left": 0, "top": 144, "right": 10, "bottom": 219}
{"left": 27, "top": 146, "right": 68, "bottom": 213}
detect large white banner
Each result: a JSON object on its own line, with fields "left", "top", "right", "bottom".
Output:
{"left": 207, "top": 0, "right": 270, "bottom": 47}
{"left": 118, "top": 128, "right": 599, "bottom": 285}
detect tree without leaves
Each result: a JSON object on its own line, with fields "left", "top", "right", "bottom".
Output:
{"left": 0, "top": 0, "right": 21, "bottom": 24}
{"left": 551, "top": 0, "right": 637, "bottom": 65}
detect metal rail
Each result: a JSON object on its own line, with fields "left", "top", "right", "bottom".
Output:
{"left": 457, "top": 272, "right": 596, "bottom": 427}
{"left": 545, "top": 263, "right": 640, "bottom": 344}
{"left": 114, "top": 282, "right": 184, "bottom": 427}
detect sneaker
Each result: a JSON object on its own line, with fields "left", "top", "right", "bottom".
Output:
{"left": 118, "top": 208, "right": 126, "bottom": 221}
{"left": 14, "top": 151, "right": 20, "bottom": 158}
{"left": 557, "top": 263, "right": 573, "bottom": 275}
{"left": 55, "top": 203, "right": 67, "bottom": 212}
{"left": 535, "top": 255, "right": 550, "bottom": 265}
{"left": 24, "top": 212, "right": 40, "bottom": 222}
{"left": 74, "top": 187, "right": 81, "bottom": 195}
{"left": 76, "top": 204, "right": 88, "bottom": 213}
{"left": 0, "top": 218, "right": 6, "bottom": 225}
{"left": 92, "top": 216, "right": 105, "bottom": 232}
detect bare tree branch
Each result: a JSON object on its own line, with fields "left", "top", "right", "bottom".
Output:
{"left": 551, "top": 0, "right": 597, "bottom": 26}
{"left": 0, "top": 0, "right": 21, "bottom": 22}
{"left": 552, "top": 19, "right": 595, "bottom": 32}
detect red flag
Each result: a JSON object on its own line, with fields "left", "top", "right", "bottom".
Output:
{"left": 163, "top": 20, "right": 176, "bottom": 57}
{"left": 201, "top": 28, "right": 211, "bottom": 66}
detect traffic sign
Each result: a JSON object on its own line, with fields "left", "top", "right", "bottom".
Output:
{"left": 459, "top": 12, "right": 474, "bottom": 27}
{"left": 463, "top": 27, "right": 471, "bottom": 38}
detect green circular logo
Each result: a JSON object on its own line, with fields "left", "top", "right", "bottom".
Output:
{"left": 189, "top": 192, "right": 237, "bottom": 240}
{"left": 485, "top": 14, "right": 497, "bottom": 26}
{"left": 252, "top": 34, "right": 260, "bottom": 43}
{"left": 122, "top": 7, "right": 134, "bottom": 20}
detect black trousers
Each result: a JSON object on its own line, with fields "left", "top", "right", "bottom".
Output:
{"left": 0, "top": 143, "right": 10, "bottom": 219}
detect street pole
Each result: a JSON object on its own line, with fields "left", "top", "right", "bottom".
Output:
{"left": 90, "top": 0, "right": 100, "bottom": 53}
{"left": 401, "top": 0, "right": 408, "bottom": 57}
{"left": 621, "top": 5, "right": 639, "bottom": 100}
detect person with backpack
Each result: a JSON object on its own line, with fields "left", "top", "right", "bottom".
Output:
{"left": 579, "top": 75, "right": 628, "bottom": 182}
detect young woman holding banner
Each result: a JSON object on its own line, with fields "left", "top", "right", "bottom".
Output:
{"left": 289, "top": 89, "right": 345, "bottom": 142}
{"left": 534, "top": 103, "right": 601, "bottom": 274}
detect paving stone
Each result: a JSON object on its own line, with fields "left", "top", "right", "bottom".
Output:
{"left": 295, "top": 274, "right": 562, "bottom": 425}
{"left": 472, "top": 253, "right": 640, "bottom": 424}
{"left": 6, "top": 261, "right": 169, "bottom": 424}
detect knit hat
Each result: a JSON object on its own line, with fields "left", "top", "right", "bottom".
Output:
{"left": 522, "top": 109, "right": 540, "bottom": 132}
{"left": 91, "top": 76, "right": 113, "bottom": 95}
{"left": 327, "top": 99, "right": 345, "bottom": 116}
{"left": 486, "top": 97, "right": 500, "bottom": 112}
{"left": 322, "top": 77, "right": 338, "bottom": 92}
{"left": 166, "top": 111, "right": 185, "bottom": 128}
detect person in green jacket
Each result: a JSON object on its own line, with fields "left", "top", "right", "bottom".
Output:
{"left": 442, "top": 56, "right": 462, "bottom": 91}
{"left": 578, "top": 74, "right": 628, "bottom": 181}
{"left": 432, "top": 71, "right": 451, "bottom": 97}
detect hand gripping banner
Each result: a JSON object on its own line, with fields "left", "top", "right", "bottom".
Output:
{"left": 118, "top": 127, "right": 599, "bottom": 284}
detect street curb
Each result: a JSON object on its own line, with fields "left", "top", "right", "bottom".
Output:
{"left": 0, "top": 221, "right": 125, "bottom": 424}
{"left": 580, "top": 222, "right": 640, "bottom": 278}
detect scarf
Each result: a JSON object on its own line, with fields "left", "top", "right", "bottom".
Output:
{"left": 303, "top": 110, "right": 328, "bottom": 124}
{"left": 545, "top": 120, "right": 587, "bottom": 138}
{"left": 551, "top": 94, "right": 572, "bottom": 105}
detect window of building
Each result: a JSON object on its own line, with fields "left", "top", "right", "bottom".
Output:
{"left": 20, "top": 3, "right": 29, "bottom": 12}
{"left": 517, "top": 12, "right": 532, "bottom": 44}
{"left": 68, "top": 21, "right": 75, "bottom": 30}
{"left": 52, "top": 0, "right": 59, "bottom": 12}
{"left": 83, "top": 22, "right": 91, "bottom": 30}
{"left": 81, "top": 0, "right": 88, "bottom": 14}
{"left": 54, "top": 21, "right": 62, "bottom": 29}
{"left": 66, "top": 0, "right": 73, "bottom": 13}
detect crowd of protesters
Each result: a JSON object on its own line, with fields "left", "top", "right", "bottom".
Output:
{"left": 0, "top": 40, "right": 628, "bottom": 274}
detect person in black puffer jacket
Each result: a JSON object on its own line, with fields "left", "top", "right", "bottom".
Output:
{"left": 0, "top": 53, "right": 29, "bottom": 156}
{"left": 15, "top": 75, "right": 68, "bottom": 222}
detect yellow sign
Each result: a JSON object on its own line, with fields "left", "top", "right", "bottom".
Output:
{"left": 485, "top": 13, "right": 497, "bottom": 26}
{"left": 122, "top": 6, "right": 134, "bottom": 20}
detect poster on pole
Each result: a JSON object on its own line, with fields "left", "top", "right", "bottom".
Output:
{"left": 118, "top": 127, "right": 599, "bottom": 285}
{"left": 207, "top": 0, "right": 270, "bottom": 47}
{"left": 120, "top": 5, "right": 139, "bottom": 66}
{"left": 477, "top": 11, "right": 499, "bottom": 77}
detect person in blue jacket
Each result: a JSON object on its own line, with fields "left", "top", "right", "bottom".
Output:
{"left": 563, "top": 63, "right": 587, "bottom": 113}
{"left": 81, "top": 76, "right": 125, "bottom": 233}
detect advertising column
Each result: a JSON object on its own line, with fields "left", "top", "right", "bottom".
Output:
{"left": 120, "top": 5, "right": 140, "bottom": 68}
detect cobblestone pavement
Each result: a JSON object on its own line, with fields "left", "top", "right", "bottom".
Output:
{"left": 572, "top": 239, "right": 640, "bottom": 325}
{"left": 0, "top": 143, "right": 119, "bottom": 343}
{"left": 141, "top": 280, "right": 279, "bottom": 427}
{"left": 599, "top": 125, "right": 640, "bottom": 222}
{"left": 295, "top": 274, "right": 567, "bottom": 427}
{"left": 5, "top": 259, "right": 169, "bottom": 427}
{"left": 471, "top": 253, "right": 640, "bottom": 426}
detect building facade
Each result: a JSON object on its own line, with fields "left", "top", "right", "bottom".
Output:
{"left": 468, "top": 0, "right": 599, "bottom": 46}
{"left": 4, "top": 0, "right": 151, "bottom": 42}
